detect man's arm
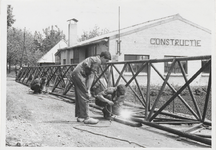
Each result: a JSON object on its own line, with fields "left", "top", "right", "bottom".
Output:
{"left": 96, "top": 94, "right": 114, "bottom": 106}
{"left": 86, "top": 74, "right": 94, "bottom": 97}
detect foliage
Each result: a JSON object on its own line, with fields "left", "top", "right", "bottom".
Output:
{"left": 41, "top": 25, "right": 66, "bottom": 53}
{"left": 79, "top": 25, "right": 109, "bottom": 41}
{"left": 7, "top": 28, "right": 43, "bottom": 70}
{"left": 7, "top": 28, "right": 23, "bottom": 66}
{"left": 7, "top": 5, "right": 16, "bottom": 29}
{"left": 7, "top": 25, "right": 66, "bottom": 72}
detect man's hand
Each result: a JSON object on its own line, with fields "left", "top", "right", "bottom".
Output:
{"left": 107, "top": 100, "right": 114, "bottom": 106}
{"left": 87, "top": 90, "right": 92, "bottom": 99}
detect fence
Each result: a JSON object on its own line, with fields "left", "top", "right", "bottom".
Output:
{"left": 16, "top": 55, "right": 211, "bottom": 146}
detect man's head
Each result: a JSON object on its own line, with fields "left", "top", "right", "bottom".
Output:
{"left": 100, "top": 51, "right": 111, "bottom": 64}
{"left": 116, "top": 84, "right": 126, "bottom": 97}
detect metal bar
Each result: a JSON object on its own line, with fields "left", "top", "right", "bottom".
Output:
{"left": 19, "top": 67, "right": 28, "bottom": 83}
{"left": 178, "top": 60, "right": 202, "bottom": 119}
{"left": 94, "top": 74, "right": 107, "bottom": 89}
{"left": 125, "top": 62, "right": 147, "bottom": 87}
{"left": 128, "top": 64, "right": 146, "bottom": 104}
{"left": 42, "top": 67, "right": 52, "bottom": 86}
{"left": 112, "top": 64, "right": 146, "bottom": 107}
{"left": 49, "top": 92, "right": 75, "bottom": 102}
{"left": 52, "top": 67, "right": 61, "bottom": 92}
{"left": 130, "top": 117, "right": 211, "bottom": 145}
{"left": 154, "top": 110, "right": 197, "bottom": 121}
{"left": 62, "top": 80, "right": 73, "bottom": 95}
{"left": 147, "top": 59, "right": 176, "bottom": 120}
{"left": 153, "top": 118, "right": 194, "bottom": 122}
{"left": 114, "top": 63, "right": 127, "bottom": 86}
{"left": 37, "top": 67, "right": 43, "bottom": 77}
{"left": 51, "top": 67, "right": 62, "bottom": 92}
{"left": 110, "top": 65, "right": 115, "bottom": 86}
{"left": 151, "top": 63, "right": 200, "bottom": 120}
{"left": 51, "top": 66, "right": 71, "bottom": 92}
{"left": 105, "top": 55, "right": 211, "bottom": 65}
{"left": 149, "top": 60, "right": 211, "bottom": 122}
{"left": 46, "top": 67, "right": 59, "bottom": 87}
{"left": 29, "top": 68, "right": 37, "bottom": 84}
{"left": 193, "top": 133, "right": 211, "bottom": 138}
{"left": 46, "top": 67, "right": 55, "bottom": 85}
{"left": 153, "top": 120, "right": 200, "bottom": 124}
{"left": 99, "top": 65, "right": 109, "bottom": 84}
{"left": 21, "top": 67, "right": 31, "bottom": 83}
{"left": 20, "top": 55, "right": 209, "bottom": 68}
{"left": 91, "top": 64, "right": 110, "bottom": 88}
{"left": 181, "top": 123, "right": 203, "bottom": 133}
{"left": 145, "top": 62, "right": 151, "bottom": 120}
{"left": 25, "top": 68, "right": 35, "bottom": 84}
{"left": 202, "top": 66, "right": 211, "bottom": 122}
{"left": 62, "top": 66, "right": 76, "bottom": 95}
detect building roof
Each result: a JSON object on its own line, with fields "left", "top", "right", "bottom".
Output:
{"left": 37, "top": 40, "right": 67, "bottom": 63}
{"left": 57, "top": 14, "right": 211, "bottom": 53}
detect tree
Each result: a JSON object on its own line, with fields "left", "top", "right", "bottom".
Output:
{"left": 7, "top": 24, "right": 66, "bottom": 73}
{"left": 34, "top": 31, "right": 43, "bottom": 50}
{"left": 79, "top": 25, "right": 109, "bottom": 41}
{"left": 41, "top": 25, "right": 66, "bottom": 53}
{"left": 7, "top": 5, "right": 15, "bottom": 29}
{"left": 7, "top": 28, "right": 23, "bottom": 72}
{"left": 7, "top": 27, "right": 44, "bottom": 72}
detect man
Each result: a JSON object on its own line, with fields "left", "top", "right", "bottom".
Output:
{"left": 71, "top": 51, "right": 111, "bottom": 124}
{"left": 95, "top": 84, "right": 127, "bottom": 119}
{"left": 30, "top": 75, "right": 42, "bottom": 94}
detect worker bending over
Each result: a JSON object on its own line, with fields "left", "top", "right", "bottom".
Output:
{"left": 71, "top": 51, "right": 111, "bottom": 124}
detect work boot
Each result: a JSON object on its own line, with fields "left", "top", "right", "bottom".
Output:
{"left": 102, "top": 107, "right": 111, "bottom": 119}
{"left": 84, "top": 118, "right": 99, "bottom": 124}
{"left": 77, "top": 117, "right": 85, "bottom": 122}
{"left": 102, "top": 108, "right": 106, "bottom": 118}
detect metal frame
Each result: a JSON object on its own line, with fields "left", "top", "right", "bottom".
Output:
{"left": 16, "top": 55, "right": 212, "bottom": 146}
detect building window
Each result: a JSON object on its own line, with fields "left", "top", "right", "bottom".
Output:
{"left": 164, "top": 56, "right": 188, "bottom": 74}
{"left": 63, "top": 59, "right": 66, "bottom": 65}
{"left": 124, "top": 55, "right": 149, "bottom": 73}
{"left": 201, "top": 59, "right": 210, "bottom": 73}
{"left": 70, "top": 49, "right": 79, "bottom": 64}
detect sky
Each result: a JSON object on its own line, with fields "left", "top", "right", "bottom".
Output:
{"left": 1, "top": 0, "right": 215, "bottom": 39}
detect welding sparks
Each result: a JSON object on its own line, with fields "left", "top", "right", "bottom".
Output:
{"left": 120, "top": 109, "right": 132, "bottom": 119}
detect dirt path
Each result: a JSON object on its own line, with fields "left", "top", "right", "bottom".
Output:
{"left": 5, "top": 77, "right": 209, "bottom": 148}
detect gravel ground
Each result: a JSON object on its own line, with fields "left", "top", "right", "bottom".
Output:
{"left": 4, "top": 77, "right": 211, "bottom": 148}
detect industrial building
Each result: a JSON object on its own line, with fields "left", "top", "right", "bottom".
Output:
{"left": 54, "top": 14, "right": 211, "bottom": 86}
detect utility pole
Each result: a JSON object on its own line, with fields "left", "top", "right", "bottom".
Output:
{"left": 116, "top": 6, "right": 121, "bottom": 55}
{"left": 20, "top": 27, "right": 26, "bottom": 67}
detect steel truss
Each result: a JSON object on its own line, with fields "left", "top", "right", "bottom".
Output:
{"left": 16, "top": 55, "right": 212, "bottom": 146}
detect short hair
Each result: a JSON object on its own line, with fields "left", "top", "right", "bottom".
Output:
{"left": 100, "top": 51, "right": 111, "bottom": 60}
{"left": 117, "top": 84, "right": 126, "bottom": 95}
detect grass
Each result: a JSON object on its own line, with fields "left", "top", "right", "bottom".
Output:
{"left": 125, "top": 85, "right": 211, "bottom": 121}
